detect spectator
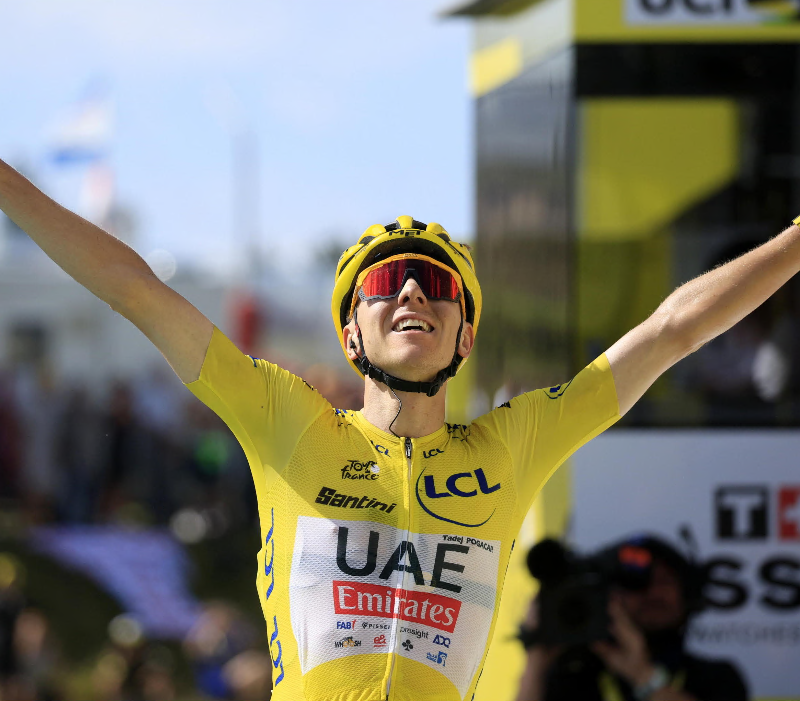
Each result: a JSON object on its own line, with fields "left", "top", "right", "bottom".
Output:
{"left": 14, "top": 366, "right": 62, "bottom": 522}
{"left": 91, "top": 614, "right": 177, "bottom": 701}
{"left": 0, "top": 554, "right": 26, "bottom": 695}
{"left": 100, "top": 381, "right": 143, "bottom": 521}
{"left": 183, "top": 601, "right": 268, "bottom": 700}
{"left": 0, "top": 370, "right": 23, "bottom": 499}
{"left": 517, "top": 536, "right": 749, "bottom": 701}
{"left": 10, "top": 607, "right": 62, "bottom": 701}
{"left": 56, "top": 387, "right": 105, "bottom": 523}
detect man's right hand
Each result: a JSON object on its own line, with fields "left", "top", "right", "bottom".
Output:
{"left": 0, "top": 158, "right": 213, "bottom": 383}
{"left": 592, "top": 600, "right": 654, "bottom": 687}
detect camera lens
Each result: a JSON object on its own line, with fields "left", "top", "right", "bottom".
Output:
{"left": 558, "top": 590, "right": 591, "bottom": 629}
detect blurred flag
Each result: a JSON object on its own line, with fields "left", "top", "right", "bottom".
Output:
{"left": 30, "top": 526, "right": 201, "bottom": 640}
{"left": 48, "top": 90, "right": 113, "bottom": 166}
{"left": 79, "top": 162, "right": 115, "bottom": 224}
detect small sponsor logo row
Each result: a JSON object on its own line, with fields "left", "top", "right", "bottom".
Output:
{"left": 332, "top": 620, "right": 453, "bottom": 658}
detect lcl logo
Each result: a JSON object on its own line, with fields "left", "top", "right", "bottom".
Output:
{"left": 636, "top": 0, "right": 737, "bottom": 14}
{"left": 629, "top": 0, "right": 800, "bottom": 22}
{"left": 416, "top": 468, "right": 501, "bottom": 528}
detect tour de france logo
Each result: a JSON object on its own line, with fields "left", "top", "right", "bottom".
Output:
{"left": 341, "top": 459, "right": 380, "bottom": 481}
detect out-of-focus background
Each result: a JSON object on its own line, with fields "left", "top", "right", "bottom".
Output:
{"left": 1, "top": 0, "right": 800, "bottom": 699}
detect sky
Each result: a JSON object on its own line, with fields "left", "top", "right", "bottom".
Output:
{"left": 0, "top": 0, "right": 473, "bottom": 275}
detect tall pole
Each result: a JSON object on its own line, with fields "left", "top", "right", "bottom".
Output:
{"left": 233, "top": 127, "right": 261, "bottom": 281}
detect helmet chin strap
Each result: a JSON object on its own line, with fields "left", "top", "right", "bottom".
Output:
{"left": 351, "top": 308, "right": 463, "bottom": 398}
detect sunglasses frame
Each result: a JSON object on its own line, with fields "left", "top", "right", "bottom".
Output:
{"left": 349, "top": 253, "right": 465, "bottom": 320}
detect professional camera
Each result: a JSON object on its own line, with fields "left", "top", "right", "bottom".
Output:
{"left": 524, "top": 535, "right": 705, "bottom": 647}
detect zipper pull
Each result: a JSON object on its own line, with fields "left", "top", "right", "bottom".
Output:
{"left": 405, "top": 437, "right": 412, "bottom": 459}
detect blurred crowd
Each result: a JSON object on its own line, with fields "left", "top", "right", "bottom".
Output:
{"left": 0, "top": 355, "right": 361, "bottom": 701}
{"left": 0, "top": 556, "right": 273, "bottom": 701}
{"left": 0, "top": 362, "right": 253, "bottom": 528}
{"left": 0, "top": 357, "right": 361, "bottom": 529}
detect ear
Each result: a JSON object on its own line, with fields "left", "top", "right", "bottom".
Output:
{"left": 457, "top": 322, "right": 475, "bottom": 360}
{"left": 343, "top": 321, "right": 360, "bottom": 361}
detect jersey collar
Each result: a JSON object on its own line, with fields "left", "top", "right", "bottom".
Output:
{"left": 352, "top": 411, "right": 449, "bottom": 448}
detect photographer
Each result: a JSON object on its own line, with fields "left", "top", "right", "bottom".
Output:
{"left": 517, "top": 536, "right": 748, "bottom": 701}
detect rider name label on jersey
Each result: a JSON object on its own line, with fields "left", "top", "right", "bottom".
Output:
{"left": 289, "top": 516, "right": 501, "bottom": 697}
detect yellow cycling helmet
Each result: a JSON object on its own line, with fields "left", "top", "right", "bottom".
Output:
{"left": 331, "top": 215, "right": 481, "bottom": 396}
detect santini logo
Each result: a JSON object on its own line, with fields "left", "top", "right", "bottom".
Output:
{"left": 415, "top": 467, "right": 500, "bottom": 527}
{"left": 316, "top": 487, "right": 396, "bottom": 513}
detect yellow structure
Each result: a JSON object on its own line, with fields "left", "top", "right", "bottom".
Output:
{"left": 449, "top": 0, "right": 800, "bottom": 699}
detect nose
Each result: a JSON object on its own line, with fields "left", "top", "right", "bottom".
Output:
{"left": 397, "top": 276, "right": 427, "bottom": 307}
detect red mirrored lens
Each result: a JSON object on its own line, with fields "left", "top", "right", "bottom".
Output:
{"left": 361, "top": 259, "right": 459, "bottom": 301}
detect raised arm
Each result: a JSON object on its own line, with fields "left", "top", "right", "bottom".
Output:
{"left": 0, "top": 158, "right": 213, "bottom": 383}
{"left": 606, "top": 221, "right": 800, "bottom": 416}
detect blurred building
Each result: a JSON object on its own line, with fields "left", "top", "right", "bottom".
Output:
{"left": 455, "top": 0, "right": 800, "bottom": 427}
{"left": 448, "top": 1, "right": 800, "bottom": 699}
{"left": 0, "top": 223, "right": 228, "bottom": 386}
{"left": 0, "top": 208, "right": 349, "bottom": 386}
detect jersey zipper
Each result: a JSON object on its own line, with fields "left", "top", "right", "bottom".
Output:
{"left": 386, "top": 437, "right": 414, "bottom": 700}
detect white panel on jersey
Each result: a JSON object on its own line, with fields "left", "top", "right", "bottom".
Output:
{"left": 289, "top": 516, "right": 501, "bottom": 697}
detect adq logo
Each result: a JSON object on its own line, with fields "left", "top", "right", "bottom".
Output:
{"left": 415, "top": 467, "right": 501, "bottom": 527}
{"left": 433, "top": 634, "right": 451, "bottom": 648}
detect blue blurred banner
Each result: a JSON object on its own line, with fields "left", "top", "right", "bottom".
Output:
{"left": 30, "top": 526, "right": 201, "bottom": 639}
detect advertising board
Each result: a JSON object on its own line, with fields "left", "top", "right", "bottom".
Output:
{"left": 571, "top": 431, "right": 800, "bottom": 699}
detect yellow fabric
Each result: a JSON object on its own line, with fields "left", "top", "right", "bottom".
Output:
{"left": 186, "top": 327, "right": 620, "bottom": 701}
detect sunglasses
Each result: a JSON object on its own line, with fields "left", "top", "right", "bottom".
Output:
{"left": 349, "top": 254, "right": 464, "bottom": 319}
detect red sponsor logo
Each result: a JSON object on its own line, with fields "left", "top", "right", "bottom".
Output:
{"left": 374, "top": 634, "right": 387, "bottom": 647}
{"left": 333, "top": 580, "right": 461, "bottom": 633}
{"left": 778, "top": 486, "right": 800, "bottom": 540}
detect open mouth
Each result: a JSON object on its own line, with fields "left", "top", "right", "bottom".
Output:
{"left": 392, "top": 319, "right": 433, "bottom": 333}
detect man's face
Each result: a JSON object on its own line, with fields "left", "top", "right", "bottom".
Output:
{"left": 344, "top": 274, "right": 473, "bottom": 383}
{"left": 615, "top": 560, "right": 686, "bottom": 633}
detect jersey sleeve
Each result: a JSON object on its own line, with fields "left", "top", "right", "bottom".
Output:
{"left": 185, "top": 327, "right": 330, "bottom": 491}
{"left": 477, "top": 354, "right": 620, "bottom": 511}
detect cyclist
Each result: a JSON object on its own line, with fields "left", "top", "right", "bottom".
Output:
{"left": 2, "top": 158, "right": 800, "bottom": 701}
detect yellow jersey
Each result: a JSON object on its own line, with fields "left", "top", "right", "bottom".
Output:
{"left": 186, "top": 328, "right": 619, "bottom": 701}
